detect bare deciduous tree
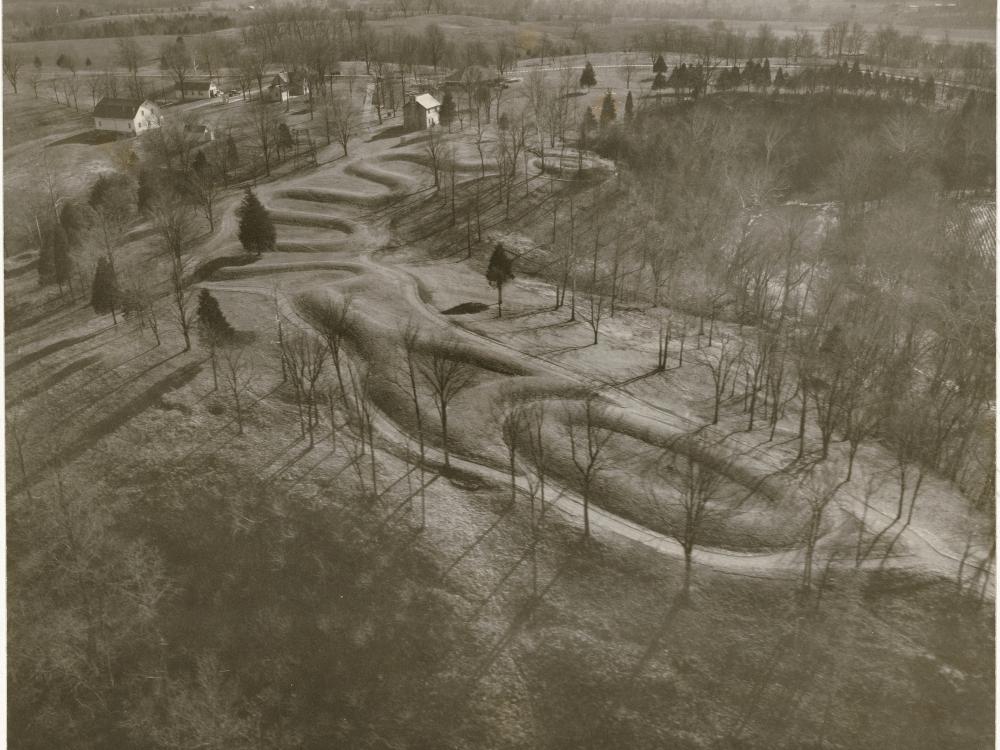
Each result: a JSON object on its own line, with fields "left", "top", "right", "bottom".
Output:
{"left": 418, "top": 338, "right": 477, "bottom": 466}
{"left": 281, "top": 330, "right": 327, "bottom": 447}
{"left": 700, "top": 333, "right": 744, "bottom": 425}
{"left": 152, "top": 199, "right": 200, "bottom": 263}
{"left": 167, "top": 256, "right": 194, "bottom": 352}
{"left": 424, "top": 127, "right": 445, "bottom": 191}
{"left": 323, "top": 92, "right": 358, "bottom": 157}
{"left": 797, "top": 463, "right": 843, "bottom": 594}
{"left": 649, "top": 436, "right": 729, "bottom": 594}
{"left": 115, "top": 37, "right": 142, "bottom": 98}
{"left": 247, "top": 101, "right": 279, "bottom": 176}
{"left": 298, "top": 294, "right": 353, "bottom": 407}
{"left": 221, "top": 345, "right": 255, "bottom": 435}
{"left": 400, "top": 321, "right": 428, "bottom": 526}
{"left": 188, "top": 160, "right": 224, "bottom": 233}
{"left": 3, "top": 50, "right": 23, "bottom": 93}
{"left": 120, "top": 274, "right": 161, "bottom": 346}
{"left": 565, "top": 395, "right": 616, "bottom": 538}
{"left": 346, "top": 360, "right": 380, "bottom": 496}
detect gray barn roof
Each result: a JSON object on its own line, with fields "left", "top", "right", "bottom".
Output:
{"left": 93, "top": 97, "right": 143, "bottom": 119}
{"left": 409, "top": 93, "right": 441, "bottom": 110}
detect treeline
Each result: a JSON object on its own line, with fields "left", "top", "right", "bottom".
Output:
{"left": 8, "top": 12, "right": 233, "bottom": 42}
{"left": 578, "top": 92, "right": 995, "bottom": 503}
{"left": 602, "top": 87, "right": 994, "bottom": 192}
{"left": 625, "top": 20, "right": 994, "bottom": 83}
{"left": 352, "top": 5, "right": 993, "bottom": 83}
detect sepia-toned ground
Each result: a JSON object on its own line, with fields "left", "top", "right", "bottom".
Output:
{"left": 4, "top": 76, "right": 994, "bottom": 748}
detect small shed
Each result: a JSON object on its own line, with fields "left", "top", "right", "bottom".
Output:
{"left": 403, "top": 93, "right": 441, "bottom": 131}
{"left": 267, "top": 71, "right": 310, "bottom": 102}
{"left": 93, "top": 98, "right": 162, "bottom": 135}
{"left": 184, "top": 123, "right": 215, "bottom": 142}
{"left": 176, "top": 79, "right": 220, "bottom": 99}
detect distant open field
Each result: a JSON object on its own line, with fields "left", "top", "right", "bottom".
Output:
{"left": 5, "top": 29, "right": 241, "bottom": 71}
{"left": 369, "top": 12, "right": 994, "bottom": 49}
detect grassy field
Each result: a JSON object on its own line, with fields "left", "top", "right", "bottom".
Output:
{"left": 6, "top": 302, "right": 993, "bottom": 747}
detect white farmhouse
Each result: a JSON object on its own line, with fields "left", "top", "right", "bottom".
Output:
{"left": 93, "top": 98, "right": 162, "bottom": 136}
{"left": 403, "top": 93, "right": 441, "bottom": 131}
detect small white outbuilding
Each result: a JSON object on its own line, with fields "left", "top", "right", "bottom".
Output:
{"left": 403, "top": 93, "right": 441, "bottom": 131}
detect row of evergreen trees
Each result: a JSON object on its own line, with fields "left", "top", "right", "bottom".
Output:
{"left": 576, "top": 54, "right": 941, "bottom": 105}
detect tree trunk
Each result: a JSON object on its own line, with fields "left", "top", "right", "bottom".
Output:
{"left": 440, "top": 406, "right": 450, "bottom": 466}
{"left": 797, "top": 386, "right": 808, "bottom": 458}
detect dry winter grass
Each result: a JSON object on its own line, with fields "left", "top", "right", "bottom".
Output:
{"left": 5, "top": 66, "right": 994, "bottom": 748}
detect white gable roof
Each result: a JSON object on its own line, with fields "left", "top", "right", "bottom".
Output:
{"left": 412, "top": 93, "right": 440, "bottom": 110}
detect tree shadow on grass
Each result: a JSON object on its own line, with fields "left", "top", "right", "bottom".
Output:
{"left": 6, "top": 327, "right": 109, "bottom": 375}
{"left": 369, "top": 124, "right": 409, "bottom": 142}
{"left": 456, "top": 550, "right": 576, "bottom": 696}
{"left": 610, "top": 368, "right": 663, "bottom": 388}
{"left": 441, "top": 496, "right": 519, "bottom": 581}
{"left": 46, "top": 129, "right": 125, "bottom": 148}
{"left": 588, "top": 589, "right": 688, "bottom": 742}
{"left": 61, "top": 350, "right": 187, "bottom": 425}
{"left": 32, "top": 360, "right": 204, "bottom": 479}
{"left": 511, "top": 318, "right": 578, "bottom": 335}
{"left": 544, "top": 342, "right": 594, "bottom": 357}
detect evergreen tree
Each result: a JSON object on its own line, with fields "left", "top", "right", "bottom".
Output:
{"left": 960, "top": 90, "right": 977, "bottom": 115}
{"left": 90, "top": 255, "right": 119, "bottom": 322}
{"left": 59, "top": 200, "right": 89, "bottom": 248}
{"left": 599, "top": 90, "right": 616, "bottom": 128}
{"left": 53, "top": 225, "right": 73, "bottom": 293}
{"left": 226, "top": 134, "right": 240, "bottom": 166}
{"left": 624, "top": 90, "right": 634, "bottom": 125}
{"left": 439, "top": 90, "right": 456, "bottom": 128}
{"left": 52, "top": 230, "right": 73, "bottom": 292}
{"left": 717, "top": 66, "right": 737, "bottom": 92}
{"left": 773, "top": 67, "right": 786, "bottom": 91}
{"left": 922, "top": 75, "right": 936, "bottom": 104}
{"left": 761, "top": 58, "right": 772, "bottom": 87}
{"left": 37, "top": 237, "right": 54, "bottom": 286}
{"left": 486, "top": 244, "right": 515, "bottom": 318}
{"left": 236, "top": 188, "right": 276, "bottom": 256}
{"left": 652, "top": 71, "right": 668, "bottom": 90}
{"left": 668, "top": 63, "right": 688, "bottom": 96}
{"left": 276, "top": 123, "right": 294, "bottom": 160}
{"left": 192, "top": 150, "right": 208, "bottom": 176}
{"left": 653, "top": 54, "right": 667, "bottom": 73}
{"left": 197, "top": 289, "right": 234, "bottom": 342}
{"left": 579, "top": 61, "right": 596, "bottom": 89}
{"left": 136, "top": 168, "right": 155, "bottom": 214}
{"left": 690, "top": 64, "right": 706, "bottom": 98}
{"left": 197, "top": 289, "right": 234, "bottom": 389}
